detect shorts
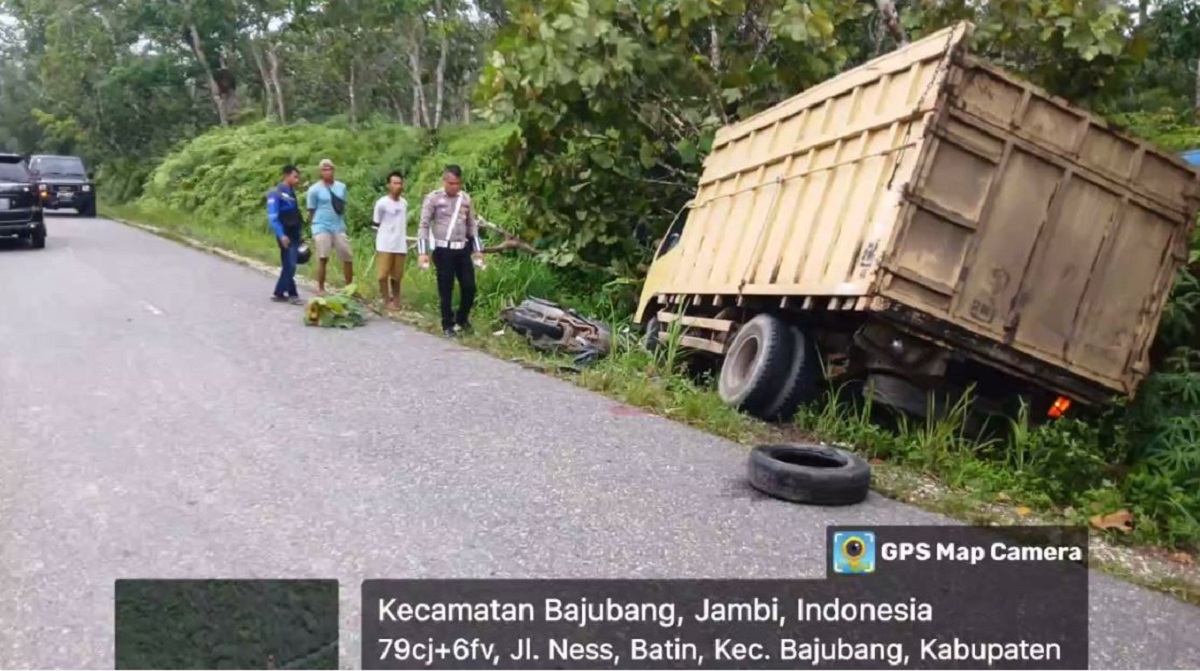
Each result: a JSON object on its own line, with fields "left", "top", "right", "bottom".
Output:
{"left": 314, "top": 232, "right": 353, "bottom": 261}
{"left": 376, "top": 251, "right": 407, "bottom": 281}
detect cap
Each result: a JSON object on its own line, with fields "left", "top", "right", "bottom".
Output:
{"left": 319, "top": 158, "right": 335, "bottom": 169}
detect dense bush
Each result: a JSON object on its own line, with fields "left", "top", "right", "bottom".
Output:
{"left": 134, "top": 121, "right": 545, "bottom": 247}
{"left": 96, "top": 157, "right": 157, "bottom": 204}
{"left": 141, "top": 121, "right": 428, "bottom": 235}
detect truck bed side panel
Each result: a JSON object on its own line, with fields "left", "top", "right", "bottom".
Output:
{"left": 660, "top": 24, "right": 973, "bottom": 299}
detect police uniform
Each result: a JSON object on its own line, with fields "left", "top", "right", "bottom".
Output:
{"left": 418, "top": 188, "right": 483, "bottom": 332}
{"left": 267, "top": 182, "right": 303, "bottom": 299}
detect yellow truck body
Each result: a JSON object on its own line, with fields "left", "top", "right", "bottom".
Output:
{"left": 637, "top": 22, "right": 1200, "bottom": 405}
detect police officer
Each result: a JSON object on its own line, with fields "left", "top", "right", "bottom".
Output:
{"left": 267, "top": 164, "right": 305, "bottom": 305}
{"left": 417, "top": 164, "right": 484, "bottom": 337}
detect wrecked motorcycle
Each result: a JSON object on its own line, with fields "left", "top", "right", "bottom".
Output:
{"left": 499, "top": 297, "right": 613, "bottom": 365}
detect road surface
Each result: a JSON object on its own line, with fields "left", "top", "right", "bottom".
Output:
{"left": 1, "top": 216, "right": 1198, "bottom": 669}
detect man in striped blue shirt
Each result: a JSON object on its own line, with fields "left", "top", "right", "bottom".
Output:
{"left": 266, "top": 165, "right": 305, "bottom": 305}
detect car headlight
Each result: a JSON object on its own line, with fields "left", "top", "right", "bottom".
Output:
{"left": 82, "top": 185, "right": 91, "bottom": 192}
{"left": 37, "top": 184, "right": 46, "bottom": 191}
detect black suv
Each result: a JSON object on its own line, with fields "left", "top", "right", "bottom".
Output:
{"left": 27, "top": 154, "right": 97, "bottom": 217}
{"left": 0, "top": 154, "right": 46, "bottom": 249}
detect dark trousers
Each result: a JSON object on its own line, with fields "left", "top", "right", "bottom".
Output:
{"left": 432, "top": 247, "right": 476, "bottom": 329}
{"left": 274, "top": 236, "right": 299, "bottom": 297}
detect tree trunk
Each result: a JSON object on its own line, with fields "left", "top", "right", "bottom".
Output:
{"left": 408, "top": 38, "right": 431, "bottom": 128}
{"left": 348, "top": 62, "right": 358, "bottom": 125}
{"left": 411, "top": 77, "right": 421, "bottom": 127}
{"left": 1195, "top": 54, "right": 1200, "bottom": 123}
{"left": 216, "top": 45, "right": 240, "bottom": 122}
{"left": 187, "top": 23, "right": 229, "bottom": 126}
{"left": 877, "top": 0, "right": 908, "bottom": 47}
{"left": 390, "top": 95, "right": 407, "bottom": 124}
{"left": 266, "top": 43, "right": 286, "bottom": 123}
{"left": 433, "top": 0, "right": 448, "bottom": 128}
{"left": 709, "top": 21, "right": 721, "bottom": 72}
{"left": 249, "top": 41, "right": 274, "bottom": 119}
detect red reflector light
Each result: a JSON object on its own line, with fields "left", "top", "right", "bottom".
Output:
{"left": 1048, "top": 396, "right": 1071, "bottom": 419}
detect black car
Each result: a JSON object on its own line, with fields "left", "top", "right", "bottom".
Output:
{"left": 0, "top": 153, "right": 46, "bottom": 249}
{"left": 27, "top": 154, "right": 97, "bottom": 217}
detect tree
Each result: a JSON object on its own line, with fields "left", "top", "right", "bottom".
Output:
{"left": 900, "top": 0, "right": 1143, "bottom": 106}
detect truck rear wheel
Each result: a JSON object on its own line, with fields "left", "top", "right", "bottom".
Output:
{"left": 719, "top": 314, "right": 793, "bottom": 419}
{"left": 762, "top": 326, "right": 821, "bottom": 421}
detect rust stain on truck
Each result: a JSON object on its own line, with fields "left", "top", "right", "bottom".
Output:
{"left": 638, "top": 22, "right": 1200, "bottom": 419}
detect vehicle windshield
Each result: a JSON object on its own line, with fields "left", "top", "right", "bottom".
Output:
{"left": 0, "top": 162, "right": 30, "bottom": 182}
{"left": 31, "top": 156, "right": 86, "bottom": 177}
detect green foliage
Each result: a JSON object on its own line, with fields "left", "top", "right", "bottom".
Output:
{"left": 403, "top": 124, "right": 528, "bottom": 235}
{"left": 482, "top": 0, "right": 871, "bottom": 277}
{"left": 1106, "top": 0, "right": 1200, "bottom": 115}
{"left": 304, "top": 284, "right": 367, "bottom": 328}
{"left": 142, "top": 121, "right": 427, "bottom": 236}
{"left": 903, "top": 0, "right": 1142, "bottom": 107}
{"left": 1110, "top": 109, "right": 1200, "bottom": 152}
{"left": 97, "top": 157, "right": 156, "bottom": 204}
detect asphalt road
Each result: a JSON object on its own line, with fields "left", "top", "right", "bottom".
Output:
{"left": 1, "top": 216, "right": 1198, "bottom": 670}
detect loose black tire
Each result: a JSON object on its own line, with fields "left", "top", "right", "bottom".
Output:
{"left": 506, "top": 313, "right": 565, "bottom": 341}
{"left": 762, "top": 326, "right": 821, "bottom": 421}
{"left": 747, "top": 443, "right": 871, "bottom": 505}
{"left": 30, "top": 231, "right": 45, "bottom": 249}
{"left": 718, "top": 313, "right": 793, "bottom": 419}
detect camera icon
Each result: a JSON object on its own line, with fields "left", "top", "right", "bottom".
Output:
{"left": 832, "top": 531, "right": 876, "bottom": 574}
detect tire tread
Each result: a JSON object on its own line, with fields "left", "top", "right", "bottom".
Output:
{"left": 718, "top": 314, "right": 793, "bottom": 419}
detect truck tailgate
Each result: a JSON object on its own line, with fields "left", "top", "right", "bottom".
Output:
{"left": 878, "top": 56, "right": 1200, "bottom": 397}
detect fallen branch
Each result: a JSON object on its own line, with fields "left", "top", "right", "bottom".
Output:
{"left": 405, "top": 215, "right": 616, "bottom": 277}
{"left": 482, "top": 237, "right": 537, "bottom": 254}
{"left": 478, "top": 216, "right": 537, "bottom": 254}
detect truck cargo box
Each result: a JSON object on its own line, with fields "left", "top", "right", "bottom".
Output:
{"left": 639, "top": 21, "right": 1200, "bottom": 403}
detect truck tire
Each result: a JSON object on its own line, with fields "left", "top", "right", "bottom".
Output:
{"left": 747, "top": 443, "right": 871, "bottom": 505}
{"left": 642, "top": 314, "right": 663, "bottom": 353}
{"left": 718, "top": 313, "right": 793, "bottom": 418}
{"left": 30, "top": 231, "right": 45, "bottom": 249}
{"left": 762, "top": 326, "right": 821, "bottom": 421}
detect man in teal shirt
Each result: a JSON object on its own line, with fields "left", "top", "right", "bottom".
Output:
{"left": 306, "top": 158, "right": 354, "bottom": 294}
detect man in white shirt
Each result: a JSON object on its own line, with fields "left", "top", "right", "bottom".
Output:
{"left": 372, "top": 171, "right": 409, "bottom": 310}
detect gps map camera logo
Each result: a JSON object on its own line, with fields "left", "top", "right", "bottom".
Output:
{"left": 832, "top": 531, "right": 876, "bottom": 574}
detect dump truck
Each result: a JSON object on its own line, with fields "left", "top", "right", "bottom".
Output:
{"left": 635, "top": 21, "right": 1200, "bottom": 424}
